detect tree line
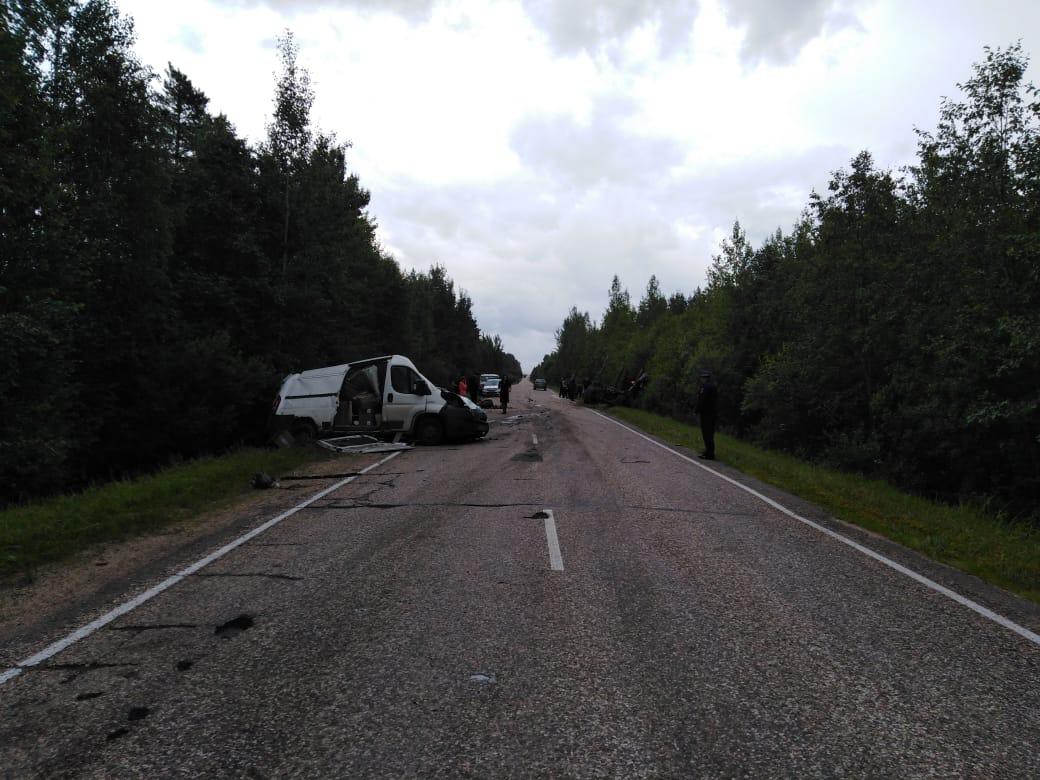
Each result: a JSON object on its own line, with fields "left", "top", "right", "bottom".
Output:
{"left": 535, "top": 44, "right": 1039, "bottom": 519}
{"left": 0, "top": 0, "right": 520, "bottom": 504}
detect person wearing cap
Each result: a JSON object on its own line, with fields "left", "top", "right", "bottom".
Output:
{"left": 694, "top": 371, "right": 718, "bottom": 460}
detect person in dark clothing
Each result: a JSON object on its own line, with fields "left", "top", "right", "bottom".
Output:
{"left": 467, "top": 373, "right": 480, "bottom": 404}
{"left": 694, "top": 371, "right": 718, "bottom": 460}
{"left": 499, "top": 376, "right": 512, "bottom": 414}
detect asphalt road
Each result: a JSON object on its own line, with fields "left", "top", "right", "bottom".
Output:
{"left": 2, "top": 381, "right": 1039, "bottom": 777}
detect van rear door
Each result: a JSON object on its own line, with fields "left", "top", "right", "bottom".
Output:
{"left": 332, "top": 358, "right": 387, "bottom": 432}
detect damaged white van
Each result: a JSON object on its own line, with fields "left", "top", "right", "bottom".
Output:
{"left": 271, "top": 355, "right": 489, "bottom": 446}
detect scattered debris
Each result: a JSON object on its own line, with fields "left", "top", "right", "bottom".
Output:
{"left": 272, "top": 430, "right": 296, "bottom": 449}
{"left": 251, "top": 472, "right": 279, "bottom": 489}
{"left": 215, "top": 614, "right": 254, "bottom": 639}
{"left": 621, "top": 458, "right": 651, "bottom": 464}
{"left": 106, "top": 727, "right": 130, "bottom": 742}
{"left": 496, "top": 414, "right": 526, "bottom": 425}
{"left": 526, "top": 511, "right": 550, "bottom": 519}
{"left": 279, "top": 472, "right": 362, "bottom": 480}
{"left": 469, "top": 672, "right": 496, "bottom": 685}
{"left": 127, "top": 706, "right": 150, "bottom": 721}
{"left": 75, "top": 691, "right": 104, "bottom": 701}
{"left": 176, "top": 660, "right": 193, "bottom": 672}
{"left": 316, "top": 434, "right": 413, "bottom": 455}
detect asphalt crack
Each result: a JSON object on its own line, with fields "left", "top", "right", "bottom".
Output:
{"left": 194, "top": 572, "right": 303, "bottom": 581}
{"left": 310, "top": 501, "right": 543, "bottom": 510}
{"left": 27, "top": 662, "right": 138, "bottom": 673}
{"left": 108, "top": 623, "right": 198, "bottom": 633}
{"left": 511, "top": 449, "right": 543, "bottom": 462}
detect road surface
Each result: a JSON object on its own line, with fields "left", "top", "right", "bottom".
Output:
{"left": 2, "top": 381, "right": 1039, "bottom": 776}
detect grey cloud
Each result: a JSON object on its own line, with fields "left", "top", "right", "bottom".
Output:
{"left": 517, "top": 1, "right": 861, "bottom": 64}
{"left": 521, "top": 0, "right": 700, "bottom": 58}
{"left": 665, "top": 144, "right": 854, "bottom": 243}
{"left": 510, "top": 99, "right": 686, "bottom": 188}
{"left": 719, "top": 0, "right": 865, "bottom": 66}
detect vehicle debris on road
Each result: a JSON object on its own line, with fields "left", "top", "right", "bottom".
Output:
{"left": 316, "top": 435, "right": 414, "bottom": 455}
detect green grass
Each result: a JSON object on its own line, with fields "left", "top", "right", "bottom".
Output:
{"left": 0, "top": 447, "right": 325, "bottom": 583}
{"left": 609, "top": 407, "right": 1040, "bottom": 603}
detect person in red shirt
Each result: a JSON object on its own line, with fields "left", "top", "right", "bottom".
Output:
{"left": 458, "top": 375, "right": 468, "bottom": 397}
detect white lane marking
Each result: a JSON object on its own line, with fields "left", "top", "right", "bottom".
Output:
{"left": 543, "top": 509, "right": 564, "bottom": 571}
{"left": 0, "top": 452, "right": 404, "bottom": 687}
{"left": 589, "top": 410, "right": 1040, "bottom": 647}
{"left": 532, "top": 434, "right": 539, "bottom": 446}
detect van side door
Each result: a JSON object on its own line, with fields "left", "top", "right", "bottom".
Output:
{"left": 383, "top": 363, "right": 430, "bottom": 432}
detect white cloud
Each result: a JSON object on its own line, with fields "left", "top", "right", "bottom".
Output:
{"left": 227, "top": 0, "right": 437, "bottom": 23}
{"left": 510, "top": 97, "right": 685, "bottom": 188}
{"left": 113, "top": 0, "right": 1040, "bottom": 370}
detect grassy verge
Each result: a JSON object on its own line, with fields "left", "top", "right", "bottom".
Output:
{"left": 0, "top": 447, "right": 324, "bottom": 583}
{"left": 609, "top": 407, "right": 1040, "bottom": 603}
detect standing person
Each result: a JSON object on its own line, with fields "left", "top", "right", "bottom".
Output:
{"left": 499, "top": 375, "right": 512, "bottom": 415}
{"left": 694, "top": 371, "right": 718, "bottom": 460}
{"left": 458, "top": 375, "right": 468, "bottom": 398}
{"left": 467, "top": 373, "right": 480, "bottom": 404}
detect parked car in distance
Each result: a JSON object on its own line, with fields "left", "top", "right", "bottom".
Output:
{"left": 533, "top": 378, "right": 547, "bottom": 390}
{"left": 479, "top": 373, "right": 500, "bottom": 393}
{"left": 483, "top": 378, "right": 500, "bottom": 397}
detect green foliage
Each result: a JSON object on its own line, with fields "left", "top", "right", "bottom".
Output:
{"left": 0, "top": 2, "right": 518, "bottom": 505}
{"left": 0, "top": 446, "right": 324, "bottom": 581}
{"left": 536, "top": 43, "right": 1040, "bottom": 519}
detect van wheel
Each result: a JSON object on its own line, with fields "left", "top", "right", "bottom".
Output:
{"left": 414, "top": 417, "right": 444, "bottom": 446}
{"left": 291, "top": 420, "right": 318, "bottom": 446}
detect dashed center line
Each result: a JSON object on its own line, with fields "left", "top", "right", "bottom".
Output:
{"left": 543, "top": 509, "right": 564, "bottom": 571}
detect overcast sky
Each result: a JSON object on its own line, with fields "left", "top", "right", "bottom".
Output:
{"left": 115, "top": 0, "right": 1038, "bottom": 371}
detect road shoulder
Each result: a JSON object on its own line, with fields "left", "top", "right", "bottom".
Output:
{"left": 0, "top": 452, "right": 387, "bottom": 665}
{"left": 594, "top": 406, "right": 1040, "bottom": 639}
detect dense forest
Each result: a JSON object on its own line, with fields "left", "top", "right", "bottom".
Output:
{"left": 535, "top": 44, "right": 1039, "bottom": 519}
{"left": 0, "top": 0, "right": 520, "bottom": 504}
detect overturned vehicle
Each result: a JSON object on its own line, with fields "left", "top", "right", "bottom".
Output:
{"left": 271, "top": 355, "right": 489, "bottom": 446}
